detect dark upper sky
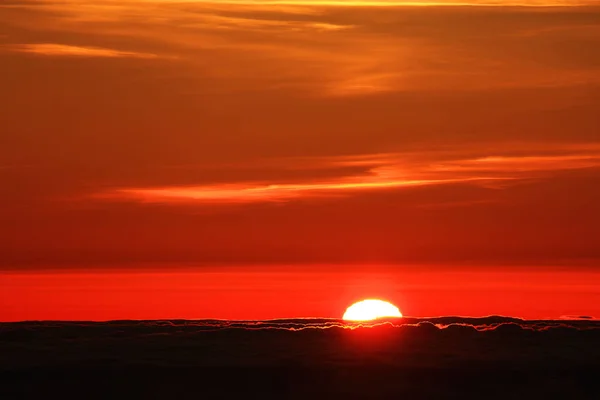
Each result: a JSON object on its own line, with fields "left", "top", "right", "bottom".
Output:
{"left": 1, "top": 1, "right": 600, "bottom": 269}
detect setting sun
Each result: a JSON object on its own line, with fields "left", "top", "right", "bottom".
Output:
{"left": 343, "top": 299, "right": 403, "bottom": 321}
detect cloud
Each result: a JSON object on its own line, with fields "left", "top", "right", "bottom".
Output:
{"left": 4, "top": 43, "right": 159, "bottom": 58}
{"left": 2, "top": 318, "right": 599, "bottom": 398}
{"left": 99, "top": 144, "right": 600, "bottom": 204}
{"left": 104, "top": 177, "right": 505, "bottom": 204}
{"left": 188, "top": 12, "right": 352, "bottom": 31}
{"left": 0, "top": 317, "right": 599, "bottom": 378}
{"left": 3, "top": 0, "right": 597, "bottom": 6}
{"left": 561, "top": 315, "right": 595, "bottom": 320}
{"left": 3, "top": 1, "right": 600, "bottom": 97}
{"left": 430, "top": 154, "right": 600, "bottom": 173}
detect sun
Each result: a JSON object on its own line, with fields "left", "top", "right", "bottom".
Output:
{"left": 343, "top": 299, "right": 403, "bottom": 321}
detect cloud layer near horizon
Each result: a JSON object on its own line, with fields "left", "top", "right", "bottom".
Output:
{"left": 1, "top": 317, "right": 599, "bottom": 371}
{"left": 2, "top": 317, "right": 600, "bottom": 399}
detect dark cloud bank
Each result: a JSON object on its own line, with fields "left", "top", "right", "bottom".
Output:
{"left": 1, "top": 317, "right": 599, "bottom": 399}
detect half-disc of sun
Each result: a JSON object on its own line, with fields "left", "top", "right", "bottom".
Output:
{"left": 343, "top": 299, "right": 403, "bottom": 321}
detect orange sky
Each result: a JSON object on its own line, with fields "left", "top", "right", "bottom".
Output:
{"left": 1, "top": 1, "right": 600, "bottom": 320}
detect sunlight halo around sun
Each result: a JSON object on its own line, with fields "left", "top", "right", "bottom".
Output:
{"left": 343, "top": 299, "right": 403, "bottom": 321}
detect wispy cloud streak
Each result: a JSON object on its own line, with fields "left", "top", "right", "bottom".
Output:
{"left": 3, "top": 0, "right": 600, "bottom": 96}
{"left": 5, "top": 43, "right": 159, "bottom": 58}
{"left": 8, "top": 0, "right": 596, "bottom": 6}
{"left": 110, "top": 177, "right": 508, "bottom": 203}
{"left": 100, "top": 145, "right": 600, "bottom": 204}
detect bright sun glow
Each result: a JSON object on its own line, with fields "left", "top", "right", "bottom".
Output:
{"left": 343, "top": 299, "right": 403, "bottom": 321}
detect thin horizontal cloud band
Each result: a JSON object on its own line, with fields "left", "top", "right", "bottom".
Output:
{"left": 4, "top": 0, "right": 597, "bottom": 7}
{"left": 99, "top": 148, "right": 600, "bottom": 204}
{"left": 92, "top": 0, "right": 600, "bottom": 6}
{"left": 204, "top": 0, "right": 600, "bottom": 6}
{"left": 110, "top": 177, "right": 511, "bottom": 203}
{"left": 5, "top": 44, "right": 159, "bottom": 58}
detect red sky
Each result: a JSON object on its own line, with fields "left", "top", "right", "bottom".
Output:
{"left": 2, "top": 266, "right": 600, "bottom": 321}
{"left": 1, "top": 0, "right": 600, "bottom": 320}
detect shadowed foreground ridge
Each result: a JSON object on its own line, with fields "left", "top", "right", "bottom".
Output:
{"left": 1, "top": 317, "right": 599, "bottom": 399}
